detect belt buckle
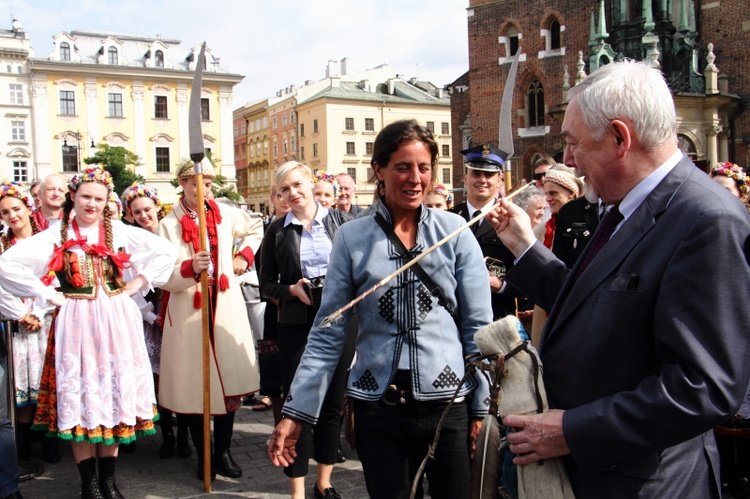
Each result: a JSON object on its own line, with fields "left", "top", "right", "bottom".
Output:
{"left": 382, "top": 384, "right": 404, "bottom": 406}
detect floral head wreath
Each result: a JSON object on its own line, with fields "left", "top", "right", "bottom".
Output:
{"left": 313, "top": 170, "right": 339, "bottom": 197}
{"left": 68, "top": 165, "right": 114, "bottom": 193}
{"left": 0, "top": 180, "right": 35, "bottom": 211}
{"left": 429, "top": 184, "right": 453, "bottom": 204}
{"left": 314, "top": 170, "right": 335, "bottom": 183}
{"left": 108, "top": 191, "right": 123, "bottom": 214}
{"left": 710, "top": 162, "right": 749, "bottom": 198}
{"left": 122, "top": 182, "right": 162, "bottom": 209}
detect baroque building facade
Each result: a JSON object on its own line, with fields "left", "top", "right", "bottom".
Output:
{"left": 0, "top": 20, "right": 34, "bottom": 183}
{"left": 30, "top": 30, "right": 242, "bottom": 203}
{"left": 450, "top": 0, "right": 748, "bottom": 202}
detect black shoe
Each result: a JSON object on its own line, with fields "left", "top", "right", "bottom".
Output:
{"left": 41, "top": 437, "right": 61, "bottom": 463}
{"left": 313, "top": 485, "right": 343, "bottom": 499}
{"left": 98, "top": 457, "right": 124, "bottom": 499}
{"left": 15, "top": 422, "right": 32, "bottom": 461}
{"left": 159, "top": 431, "right": 176, "bottom": 459}
{"left": 176, "top": 426, "right": 191, "bottom": 458}
{"left": 336, "top": 447, "right": 347, "bottom": 463}
{"left": 213, "top": 449, "right": 242, "bottom": 478}
{"left": 78, "top": 458, "right": 104, "bottom": 499}
{"left": 119, "top": 441, "right": 136, "bottom": 453}
{"left": 1, "top": 491, "right": 24, "bottom": 499}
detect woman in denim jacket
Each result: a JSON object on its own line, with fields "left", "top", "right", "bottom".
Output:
{"left": 268, "top": 120, "right": 492, "bottom": 499}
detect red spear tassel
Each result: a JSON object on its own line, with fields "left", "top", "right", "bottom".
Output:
{"left": 219, "top": 274, "right": 229, "bottom": 291}
{"left": 193, "top": 290, "right": 202, "bottom": 309}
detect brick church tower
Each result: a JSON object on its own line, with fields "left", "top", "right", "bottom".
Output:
{"left": 449, "top": 0, "right": 749, "bottom": 202}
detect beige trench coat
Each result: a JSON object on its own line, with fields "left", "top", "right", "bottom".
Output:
{"left": 156, "top": 202, "right": 263, "bottom": 414}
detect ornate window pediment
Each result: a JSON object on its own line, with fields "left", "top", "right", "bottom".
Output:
{"left": 54, "top": 78, "right": 79, "bottom": 89}
{"left": 103, "top": 132, "right": 130, "bottom": 146}
{"left": 150, "top": 133, "right": 175, "bottom": 146}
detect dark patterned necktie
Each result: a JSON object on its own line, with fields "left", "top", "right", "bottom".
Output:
{"left": 471, "top": 210, "right": 482, "bottom": 234}
{"left": 574, "top": 205, "right": 623, "bottom": 279}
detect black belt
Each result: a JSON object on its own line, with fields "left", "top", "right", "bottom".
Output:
{"left": 308, "top": 276, "right": 325, "bottom": 289}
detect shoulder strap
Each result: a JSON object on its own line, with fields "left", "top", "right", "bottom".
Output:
{"left": 374, "top": 213, "right": 454, "bottom": 317}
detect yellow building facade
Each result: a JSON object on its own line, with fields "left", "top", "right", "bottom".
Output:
{"left": 30, "top": 31, "right": 242, "bottom": 203}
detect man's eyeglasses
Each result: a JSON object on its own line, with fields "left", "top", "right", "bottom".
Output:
{"left": 533, "top": 173, "right": 546, "bottom": 181}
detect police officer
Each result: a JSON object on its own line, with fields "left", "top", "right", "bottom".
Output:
{"left": 451, "top": 143, "right": 519, "bottom": 319}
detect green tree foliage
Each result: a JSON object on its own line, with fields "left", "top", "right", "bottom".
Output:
{"left": 84, "top": 144, "right": 143, "bottom": 194}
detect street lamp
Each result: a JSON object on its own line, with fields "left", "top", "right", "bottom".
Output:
{"left": 62, "top": 130, "right": 96, "bottom": 172}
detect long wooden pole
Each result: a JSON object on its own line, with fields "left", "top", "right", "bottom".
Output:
{"left": 194, "top": 167, "right": 212, "bottom": 492}
{"left": 318, "top": 183, "right": 532, "bottom": 328}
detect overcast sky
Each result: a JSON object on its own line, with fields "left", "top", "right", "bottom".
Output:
{"left": 5, "top": 0, "right": 470, "bottom": 106}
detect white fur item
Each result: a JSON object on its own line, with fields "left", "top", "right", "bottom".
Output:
{"left": 474, "top": 316, "right": 576, "bottom": 499}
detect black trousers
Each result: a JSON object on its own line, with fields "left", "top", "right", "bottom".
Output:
{"left": 354, "top": 398, "right": 470, "bottom": 499}
{"left": 277, "top": 307, "right": 356, "bottom": 478}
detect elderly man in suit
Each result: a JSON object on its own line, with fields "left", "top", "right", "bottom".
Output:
{"left": 486, "top": 60, "right": 750, "bottom": 498}
{"left": 451, "top": 143, "right": 519, "bottom": 319}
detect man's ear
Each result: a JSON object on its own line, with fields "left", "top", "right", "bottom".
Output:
{"left": 611, "top": 119, "right": 631, "bottom": 157}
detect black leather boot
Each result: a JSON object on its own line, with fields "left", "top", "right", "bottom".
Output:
{"left": 97, "top": 457, "right": 124, "bottom": 499}
{"left": 186, "top": 414, "right": 215, "bottom": 481}
{"left": 213, "top": 412, "right": 241, "bottom": 478}
{"left": 41, "top": 436, "right": 61, "bottom": 463}
{"left": 77, "top": 458, "right": 104, "bottom": 499}
{"left": 175, "top": 414, "right": 191, "bottom": 458}
{"left": 14, "top": 422, "right": 32, "bottom": 461}
{"left": 158, "top": 409, "right": 175, "bottom": 459}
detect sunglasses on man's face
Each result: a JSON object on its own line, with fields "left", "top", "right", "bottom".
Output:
{"left": 533, "top": 173, "right": 546, "bottom": 181}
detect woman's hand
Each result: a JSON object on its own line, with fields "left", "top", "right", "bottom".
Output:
{"left": 289, "top": 279, "right": 311, "bottom": 306}
{"left": 267, "top": 417, "right": 302, "bottom": 467}
{"left": 47, "top": 292, "right": 66, "bottom": 308}
{"left": 469, "top": 418, "right": 484, "bottom": 457}
{"left": 192, "top": 251, "right": 211, "bottom": 274}
{"left": 19, "top": 312, "right": 41, "bottom": 331}
{"left": 124, "top": 275, "right": 147, "bottom": 297}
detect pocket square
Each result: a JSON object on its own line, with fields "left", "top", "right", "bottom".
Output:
{"left": 611, "top": 273, "right": 639, "bottom": 291}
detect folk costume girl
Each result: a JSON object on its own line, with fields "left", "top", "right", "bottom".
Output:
{"left": 0, "top": 166, "right": 177, "bottom": 499}
{"left": 0, "top": 181, "right": 53, "bottom": 461}
{"left": 156, "top": 160, "right": 263, "bottom": 480}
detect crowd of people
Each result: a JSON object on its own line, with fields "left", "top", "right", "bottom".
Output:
{"left": 1, "top": 60, "right": 750, "bottom": 499}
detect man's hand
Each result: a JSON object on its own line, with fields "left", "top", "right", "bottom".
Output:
{"left": 232, "top": 255, "right": 249, "bottom": 276}
{"left": 267, "top": 417, "right": 302, "bottom": 467}
{"left": 505, "top": 409, "right": 570, "bottom": 465}
{"left": 192, "top": 251, "right": 211, "bottom": 274}
{"left": 488, "top": 274, "right": 504, "bottom": 293}
{"left": 486, "top": 199, "right": 537, "bottom": 258}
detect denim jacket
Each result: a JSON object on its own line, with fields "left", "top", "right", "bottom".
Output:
{"left": 282, "top": 200, "right": 492, "bottom": 423}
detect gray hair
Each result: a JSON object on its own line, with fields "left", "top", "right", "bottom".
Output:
{"left": 513, "top": 186, "right": 546, "bottom": 211}
{"left": 567, "top": 60, "right": 677, "bottom": 150}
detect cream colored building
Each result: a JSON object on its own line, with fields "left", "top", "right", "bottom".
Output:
{"left": 0, "top": 20, "right": 34, "bottom": 183}
{"left": 296, "top": 76, "right": 453, "bottom": 205}
{"left": 29, "top": 30, "right": 242, "bottom": 203}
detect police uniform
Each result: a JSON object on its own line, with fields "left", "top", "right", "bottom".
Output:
{"left": 450, "top": 143, "right": 520, "bottom": 320}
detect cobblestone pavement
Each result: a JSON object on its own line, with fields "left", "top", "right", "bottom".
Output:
{"left": 17, "top": 405, "right": 367, "bottom": 498}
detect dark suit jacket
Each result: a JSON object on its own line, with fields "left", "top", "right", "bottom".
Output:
{"left": 451, "top": 201, "right": 519, "bottom": 319}
{"left": 508, "top": 156, "right": 750, "bottom": 498}
{"left": 552, "top": 196, "right": 600, "bottom": 269}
